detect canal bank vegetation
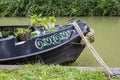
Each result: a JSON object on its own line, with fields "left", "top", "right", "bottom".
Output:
{"left": 0, "top": 0, "right": 120, "bottom": 17}
{"left": 0, "top": 64, "right": 108, "bottom": 80}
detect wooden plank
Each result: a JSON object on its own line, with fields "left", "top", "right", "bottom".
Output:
{"left": 74, "top": 67, "right": 120, "bottom": 75}
{"left": 111, "top": 68, "right": 120, "bottom": 75}
{"left": 0, "top": 65, "right": 22, "bottom": 69}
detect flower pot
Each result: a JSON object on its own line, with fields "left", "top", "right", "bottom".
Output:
{"left": 48, "top": 23, "right": 55, "bottom": 28}
{"left": 18, "top": 33, "right": 30, "bottom": 41}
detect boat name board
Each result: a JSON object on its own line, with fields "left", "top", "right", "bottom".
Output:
{"left": 35, "top": 29, "right": 76, "bottom": 49}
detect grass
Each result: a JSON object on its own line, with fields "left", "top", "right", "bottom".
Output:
{"left": 0, "top": 63, "right": 108, "bottom": 80}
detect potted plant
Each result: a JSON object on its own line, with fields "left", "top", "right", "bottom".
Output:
{"left": 14, "top": 28, "right": 31, "bottom": 41}
{"left": 30, "top": 15, "right": 57, "bottom": 37}
{"left": 48, "top": 16, "right": 56, "bottom": 28}
{"left": 30, "top": 14, "right": 47, "bottom": 37}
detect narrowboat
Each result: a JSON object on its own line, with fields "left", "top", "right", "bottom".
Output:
{"left": 0, "top": 21, "right": 90, "bottom": 65}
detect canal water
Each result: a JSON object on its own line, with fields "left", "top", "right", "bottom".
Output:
{"left": 0, "top": 17, "right": 120, "bottom": 67}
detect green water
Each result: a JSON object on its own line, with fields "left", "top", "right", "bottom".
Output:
{"left": 0, "top": 17, "right": 120, "bottom": 67}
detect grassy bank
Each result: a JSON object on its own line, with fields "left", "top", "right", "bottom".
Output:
{"left": 0, "top": 0, "right": 120, "bottom": 17}
{"left": 0, "top": 64, "right": 107, "bottom": 80}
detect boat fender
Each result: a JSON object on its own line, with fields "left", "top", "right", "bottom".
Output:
{"left": 80, "top": 29, "right": 95, "bottom": 46}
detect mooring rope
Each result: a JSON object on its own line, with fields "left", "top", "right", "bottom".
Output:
{"left": 80, "top": 29, "right": 95, "bottom": 45}
{"left": 108, "top": 75, "right": 120, "bottom": 80}
{"left": 71, "top": 21, "right": 114, "bottom": 76}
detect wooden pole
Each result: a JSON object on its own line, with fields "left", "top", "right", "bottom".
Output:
{"left": 72, "top": 21, "right": 113, "bottom": 76}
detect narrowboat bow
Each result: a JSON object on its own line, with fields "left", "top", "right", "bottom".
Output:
{"left": 0, "top": 21, "right": 90, "bottom": 65}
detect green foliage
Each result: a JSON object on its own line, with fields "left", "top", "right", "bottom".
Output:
{"left": 0, "top": 28, "right": 14, "bottom": 37}
{"left": 0, "top": 0, "right": 120, "bottom": 17}
{"left": 48, "top": 16, "right": 56, "bottom": 23}
{"left": 30, "top": 14, "right": 56, "bottom": 27}
{"left": 0, "top": 64, "right": 108, "bottom": 80}
{"left": 14, "top": 28, "right": 31, "bottom": 36}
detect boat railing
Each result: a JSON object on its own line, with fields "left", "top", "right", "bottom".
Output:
{"left": 0, "top": 35, "right": 15, "bottom": 41}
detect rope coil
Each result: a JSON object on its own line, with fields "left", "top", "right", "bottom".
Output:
{"left": 80, "top": 29, "right": 95, "bottom": 45}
